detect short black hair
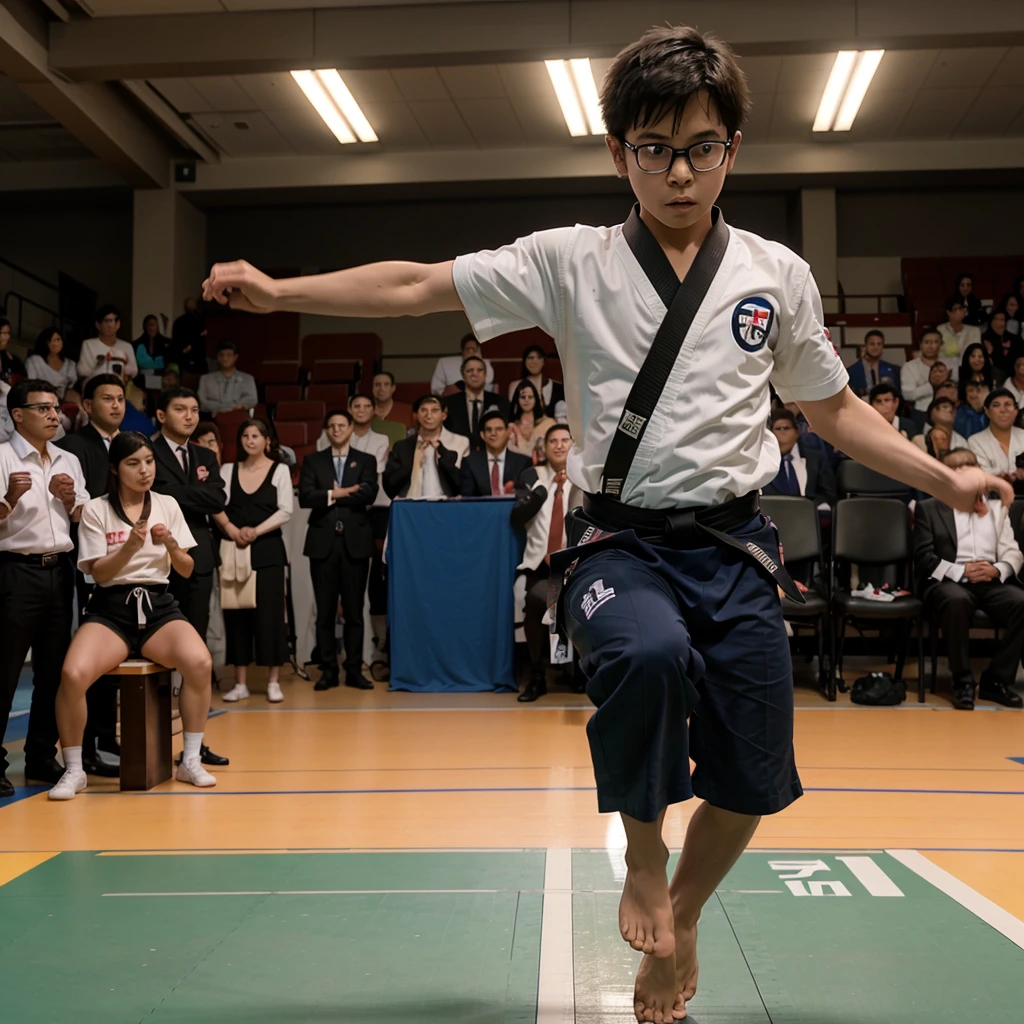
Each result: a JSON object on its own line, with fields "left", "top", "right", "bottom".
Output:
{"left": 94, "top": 303, "right": 121, "bottom": 324}
{"left": 348, "top": 393, "right": 373, "bottom": 407}
{"left": 770, "top": 408, "right": 798, "bottom": 429}
{"left": 984, "top": 387, "right": 1017, "bottom": 410}
{"left": 864, "top": 329, "right": 885, "bottom": 343}
{"left": 945, "top": 294, "right": 967, "bottom": 312}
{"left": 215, "top": 338, "right": 238, "bottom": 353}
{"left": 461, "top": 355, "right": 486, "bottom": 374}
{"left": 83, "top": 373, "right": 125, "bottom": 403}
{"left": 0, "top": 317, "right": 10, "bottom": 332}
{"left": 869, "top": 382, "right": 899, "bottom": 403}
{"left": 324, "top": 408, "right": 353, "bottom": 428}
{"left": 478, "top": 410, "right": 508, "bottom": 433}
{"left": 412, "top": 394, "right": 443, "bottom": 414}
{"left": 33, "top": 326, "right": 62, "bottom": 359}
{"left": 919, "top": 325, "right": 941, "bottom": 340}
{"left": 544, "top": 423, "right": 572, "bottom": 445}
{"left": 157, "top": 386, "right": 198, "bottom": 412}
{"left": 601, "top": 25, "right": 750, "bottom": 142}
{"left": 460, "top": 333, "right": 479, "bottom": 351}
{"left": 926, "top": 397, "right": 955, "bottom": 419}
{"left": 193, "top": 420, "right": 221, "bottom": 445}
{"left": 373, "top": 370, "right": 396, "bottom": 385}
{"left": 6, "top": 378, "right": 58, "bottom": 412}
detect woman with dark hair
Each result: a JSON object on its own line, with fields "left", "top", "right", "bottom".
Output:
{"left": 506, "top": 343, "right": 566, "bottom": 420}
{"left": 24, "top": 327, "right": 79, "bottom": 399}
{"left": 214, "top": 418, "right": 293, "bottom": 704}
{"left": 134, "top": 314, "right": 169, "bottom": 375}
{"left": 956, "top": 273, "right": 986, "bottom": 327}
{"left": 49, "top": 432, "right": 217, "bottom": 800}
{"left": 958, "top": 342, "right": 995, "bottom": 401}
{"left": 997, "top": 293, "right": 1021, "bottom": 337}
{"left": 983, "top": 310, "right": 1024, "bottom": 381}
{"left": 508, "top": 379, "right": 557, "bottom": 463}
{"left": 0, "top": 317, "right": 26, "bottom": 385}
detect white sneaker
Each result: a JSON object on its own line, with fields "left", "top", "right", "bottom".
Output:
{"left": 221, "top": 683, "right": 251, "bottom": 702}
{"left": 48, "top": 769, "right": 87, "bottom": 801}
{"left": 176, "top": 757, "right": 217, "bottom": 788}
{"left": 266, "top": 681, "right": 284, "bottom": 703}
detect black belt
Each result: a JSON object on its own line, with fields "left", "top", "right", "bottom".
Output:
{"left": 0, "top": 551, "right": 68, "bottom": 568}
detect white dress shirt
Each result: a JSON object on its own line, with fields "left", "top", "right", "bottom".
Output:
{"left": 418, "top": 441, "right": 444, "bottom": 498}
{"left": 518, "top": 464, "right": 583, "bottom": 571}
{"left": 900, "top": 356, "right": 960, "bottom": 412}
{"left": 930, "top": 500, "right": 1022, "bottom": 584}
{"left": 430, "top": 354, "right": 494, "bottom": 395}
{"left": 968, "top": 426, "right": 1024, "bottom": 477}
{"left": 454, "top": 210, "right": 847, "bottom": 508}
{"left": 0, "top": 381, "right": 12, "bottom": 444}
{"left": 350, "top": 427, "right": 391, "bottom": 509}
{"left": 24, "top": 355, "right": 80, "bottom": 398}
{"left": 0, "top": 431, "right": 89, "bottom": 554}
{"left": 1004, "top": 379, "right": 1024, "bottom": 408}
{"left": 77, "top": 336, "right": 138, "bottom": 384}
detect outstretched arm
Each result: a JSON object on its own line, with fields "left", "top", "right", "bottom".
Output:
{"left": 202, "top": 259, "right": 462, "bottom": 318}
{"left": 799, "top": 387, "right": 1012, "bottom": 514}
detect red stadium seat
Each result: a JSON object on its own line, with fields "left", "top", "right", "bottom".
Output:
{"left": 264, "top": 384, "right": 303, "bottom": 404}
{"left": 260, "top": 360, "right": 304, "bottom": 385}
{"left": 310, "top": 359, "right": 359, "bottom": 384}
{"left": 307, "top": 384, "right": 350, "bottom": 406}
{"left": 276, "top": 400, "right": 325, "bottom": 422}
{"left": 274, "top": 422, "right": 308, "bottom": 447}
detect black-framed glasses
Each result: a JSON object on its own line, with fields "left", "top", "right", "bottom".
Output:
{"left": 20, "top": 402, "right": 61, "bottom": 414}
{"left": 621, "top": 136, "right": 733, "bottom": 174}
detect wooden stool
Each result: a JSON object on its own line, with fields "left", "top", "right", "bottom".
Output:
{"left": 105, "top": 660, "right": 172, "bottom": 792}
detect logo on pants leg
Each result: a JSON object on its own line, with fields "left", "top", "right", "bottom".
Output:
{"left": 581, "top": 579, "right": 616, "bottom": 620}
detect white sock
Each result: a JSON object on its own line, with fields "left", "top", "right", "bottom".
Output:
{"left": 183, "top": 733, "right": 204, "bottom": 763}
{"left": 63, "top": 746, "right": 83, "bottom": 773}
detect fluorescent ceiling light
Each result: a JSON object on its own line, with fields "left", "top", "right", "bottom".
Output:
{"left": 546, "top": 59, "right": 587, "bottom": 137}
{"left": 291, "top": 69, "right": 378, "bottom": 145}
{"left": 813, "top": 51, "right": 857, "bottom": 132}
{"left": 569, "top": 58, "right": 606, "bottom": 135}
{"left": 832, "top": 50, "right": 884, "bottom": 131}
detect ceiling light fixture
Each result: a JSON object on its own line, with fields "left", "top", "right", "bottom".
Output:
{"left": 290, "top": 69, "right": 378, "bottom": 145}
{"left": 545, "top": 59, "right": 587, "bottom": 137}
{"left": 813, "top": 50, "right": 884, "bottom": 132}
{"left": 569, "top": 58, "right": 607, "bottom": 135}
{"left": 547, "top": 58, "right": 606, "bottom": 137}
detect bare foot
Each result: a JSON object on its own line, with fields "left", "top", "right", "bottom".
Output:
{"left": 634, "top": 952, "right": 686, "bottom": 1023}
{"left": 619, "top": 857, "right": 676, "bottom": 957}
{"left": 673, "top": 921, "right": 699, "bottom": 1015}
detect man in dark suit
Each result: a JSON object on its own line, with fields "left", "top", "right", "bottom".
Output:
{"left": 847, "top": 329, "right": 902, "bottom": 399}
{"left": 913, "top": 448, "right": 1024, "bottom": 711}
{"left": 153, "top": 386, "right": 230, "bottom": 766}
{"left": 461, "top": 411, "right": 533, "bottom": 497}
{"left": 299, "top": 409, "right": 378, "bottom": 690}
{"left": 444, "top": 356, "right": 510, "bottom": 450}
{"left": 763, "top": 409, "right": 837, "bottom": 505}
{"left": 869, "top": 382, "right": 919, "bottom": 439}
{"left": 383, "top": 395, "right": 467, "bottom": 499}
{"left": 56, "top": 373, "right": 126, "bottom": 777}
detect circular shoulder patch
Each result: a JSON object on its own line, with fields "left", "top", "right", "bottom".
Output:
{"left": 732, "top": 296, "right": 775, "bottom": 352}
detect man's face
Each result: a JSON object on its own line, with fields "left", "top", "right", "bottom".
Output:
{"left": 12, "top": 390, "right": 60, "bottom": 443}
{"left": 920, "top": 334, "right": 941, "bottom": 361}
{"left": 936, "top": 383, "right": 959, "bottom": 405}
{"left": 461, "top": 339, "right": 481, "bottom": 360}
{"left": 349, "top": 396, "right": 373, "bottom": 426}
{"left": 372, "top": 374, "right": 395, "bottom": 403}
{"left": 930, "top": 401, "right": 955, "bottom": 429}
{"left": 193, "top": 431, "right": 221, "bottom": 463}
{"left": 96, "top": 312, "right": 120, "bottom": 341}
{"left": 481, "top": 418, "right": 509, "bottom": 455}
{"left": 417, "top": 400, "right": 444, "bottom": 432}
{"left": 864, "top": 335, "right": 885, "bottom": 360}
{"left": 966, "top": 385, "right": 988, "bottom": 412}
{"left": 987, "top": 395, "right": 1018, "bottom": 431}
{"left": 948, "top": 303, "right": 966, "bottom": 327}
{"left": 84, "top": 384, "right": 125, "bottom": 433}
{"left": 326, "top": 414, "right": 354, "bottom": 449}
{"left": 462, "top": 360, "right": 486, "bottom": 391}
{"left": 871, "top": 393, "right": 898, "bottom": 423}
{"left": 1015, "top": 357, "right": 1024, "bottom": 382}
{"left": 0, "top": 324, "right": 10, "bottom": 350}
{"left": 929, "top": 362, "right": 951, "bottom": 387}
{"left": 158, "top": 397, "right": 199, "bottom": 437}
{"left": 959, "top": 277, "right": 972, "bottom": 297}
{"left": 606, "top": 90, "right": 740, "bottom": 235}
{"left": 545, "top": 429, "right": 572, "bottom": 468}
{"left": 217, "top": 348, "right": 238, "bottom": 371}
{"left": 771, "top": 419, "right": 798, "bottom": 455}
{"left": 185, "top": 298, "right": 198, "bottom": 315}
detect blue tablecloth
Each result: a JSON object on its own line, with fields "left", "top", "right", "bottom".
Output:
{"left": 386, "top": 497, "right": 524, "bottom": 692}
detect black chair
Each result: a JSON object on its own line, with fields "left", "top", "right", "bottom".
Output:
{"left": 836, "top": 460, "right": 913, "bottom": 501}
{"left": 760, "top": 495, "right": 834, "bottom": 700}
{"left": 831, "top": 497, "right": 925, "bottom": 700}
{"left": 1010, "top": 499, "right": 1024, "bottom": 546}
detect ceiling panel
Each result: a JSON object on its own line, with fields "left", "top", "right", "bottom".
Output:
{"left": 190, "top": 110, "right": 292, "bottom": 155}
{"left": 899, "top": 88, "right": 979, "bottom": 137}
{"left": 990, "top": 47, "right": 1024, "bottom": 87}
{"left": 868, "top": 50, "right": 937, "bottom": 93}
{"left": 954, "top": 87, "right": 1024, "bottom": 136}
{"left": 776, "top": 53, "right": 836, "bottom": 94}
{"left": 149, "top": 78, "right": 213, "bottom": 113}
{"left": 263, "top": 104, "right": 339, "bottom": 154}
{"left": 923, "top": 48, "right": 1006, "bottom": 89}
{"left": 766, "top": 90, "right": 819, "bottom": 143}
{"left": 342, "top": 69, "right": 404, "bottom": 104}
{"left": 356, "top": 101, "right": 428, "bottom": 149}
{"left": 506, "top": 92, "right": 575, "bottom": 146}
{"left": 456, "top": 97, "right": 524, "bottom": 146}
{"left": 390, "top": 68, "right": 450, "bottom": 103}
{"left": 81, "top": 0, "right": 223, "bottom": 12}
{"left": 497, "top": 62, "right": 556, "bottom": 99}
{"left": 739, "top": 94, "right": 774, "bottom": 144}
{"left": 234, "top": 73, "right": 308, "bottom": 111}
{"left": 843, "top": 88, "right": 916, "bottom": 142}
{"left": 407, "top": 99, "right": 473, "bottom": 147}
{"left": 438, "top": 65, "right": 506, "bottom": 100}
{"left": 740, "top": 55, "right": 782, "bottom": 95}
{"left": 190, "top": 76, "right": 259, "bottom": 111}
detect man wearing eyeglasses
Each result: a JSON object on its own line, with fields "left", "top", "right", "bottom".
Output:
{"left": 0, "top": 379, "right": 89, "bottom": 798}
{"left": 77, "top": 304, "right": 138, "bottom": 386}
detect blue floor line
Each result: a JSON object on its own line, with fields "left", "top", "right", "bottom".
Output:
{"left": 0, "top": 785, "right": 47, "bottom": 808}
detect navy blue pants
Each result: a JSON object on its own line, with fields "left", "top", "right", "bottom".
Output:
{"left": 563, "top": 515, "right": 802, "bottom": 823}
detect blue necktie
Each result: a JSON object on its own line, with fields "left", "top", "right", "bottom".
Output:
{"left": 334, "top": 455, "right": 344, "bottom": 486}
{"left": 776, "top": 453, "right": 799, "bottom": 495}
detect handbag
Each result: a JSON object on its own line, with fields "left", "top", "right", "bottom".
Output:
{"left": 219, "top": 539, "right": 257, "bottom": 610}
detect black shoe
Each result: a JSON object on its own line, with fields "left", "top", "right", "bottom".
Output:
{"left": 314, "top": 674, "right": 340, "bottom": 691}
{"left": 176, "top": 744, "right": 230, "bottom": 767}
{"left": 370, "top": 662, "right": 390, "bottom": 683}
{"left": 518, "top": 678, "right": 547, "bottom": 703}
{"left": 82, "top": 754, "right": 120, "bottom": 778}
{"left": 24, "top": 758, "right": 66, "bottom": 784}
{"left": 0, "top": 776, "right": 14, "bottom": 799}
{"left": 951, "top": 681, "right": 975, "bottom": 711}
{"left": 977, "top": 681, "right": 1024, "bottom": 708}
{"left": 345, "top": 674, "right": 373, "bottom": 690}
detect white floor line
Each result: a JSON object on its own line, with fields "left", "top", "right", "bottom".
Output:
{"left": 537, "top": 848, "right": 575, "bottom": 1024}
{"left": 887, "top": 849, "right": 1024, "bottom": 950}
{"left": 835, "top": 856, "right": 905, "bottom": 897}
{"left": 102, "top": 887, "right": 617, "bottom": 898}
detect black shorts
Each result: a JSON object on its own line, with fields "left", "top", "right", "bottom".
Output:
{"left": 82, "top": 583, "right": 187, "bottom": 657}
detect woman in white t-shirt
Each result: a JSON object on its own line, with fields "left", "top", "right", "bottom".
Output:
{"left": 49, "top": 432, "right": 217, "bottom": 800}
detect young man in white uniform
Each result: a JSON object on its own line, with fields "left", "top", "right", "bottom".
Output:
{"left": 203, "top": 26, "right": 1012, "bottom": 1023}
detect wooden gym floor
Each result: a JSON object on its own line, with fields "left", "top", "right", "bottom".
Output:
{"left": 2, "top": 660, "right": 1023, "bottom": 1023}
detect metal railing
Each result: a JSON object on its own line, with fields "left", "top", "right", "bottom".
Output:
{"left": 3, "top": 290, "right": 78, "bottom": 344}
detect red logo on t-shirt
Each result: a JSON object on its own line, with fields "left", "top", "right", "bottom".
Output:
{"left": 106, "top": 530, "right": 128, "bottom": 547}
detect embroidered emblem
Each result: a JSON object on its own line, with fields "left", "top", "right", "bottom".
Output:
{"left": 731, "top": 296, "right": 775, "bottom": 352}
{"left": 106, "top": 530, "right": 128, "bottom": 547}
{"left": 349, "top": 460, "right": 357, "bottom": 469}
{"left": 618, "top": 409, "right": 647, "bottom": 439}
{"left": 581, "top": 579, "right": 616, "bottom": 620}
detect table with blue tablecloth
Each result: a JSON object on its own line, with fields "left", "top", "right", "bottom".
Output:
{"left": 386, "top": 497, "right": 524, "bottom": 692}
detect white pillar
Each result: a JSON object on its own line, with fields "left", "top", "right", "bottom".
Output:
{"left": 132, "top": 188, "right": 206, "bottom": 337}
{"left": 800, "top": 188, "right": 838, "bottom": 312}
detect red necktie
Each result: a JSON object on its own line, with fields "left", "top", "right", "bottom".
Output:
{"left": 547, "top": 475, "right": 566, "bottom": 557}
{"left": 490, "top": 457, "right": 501, "bottom": 496}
